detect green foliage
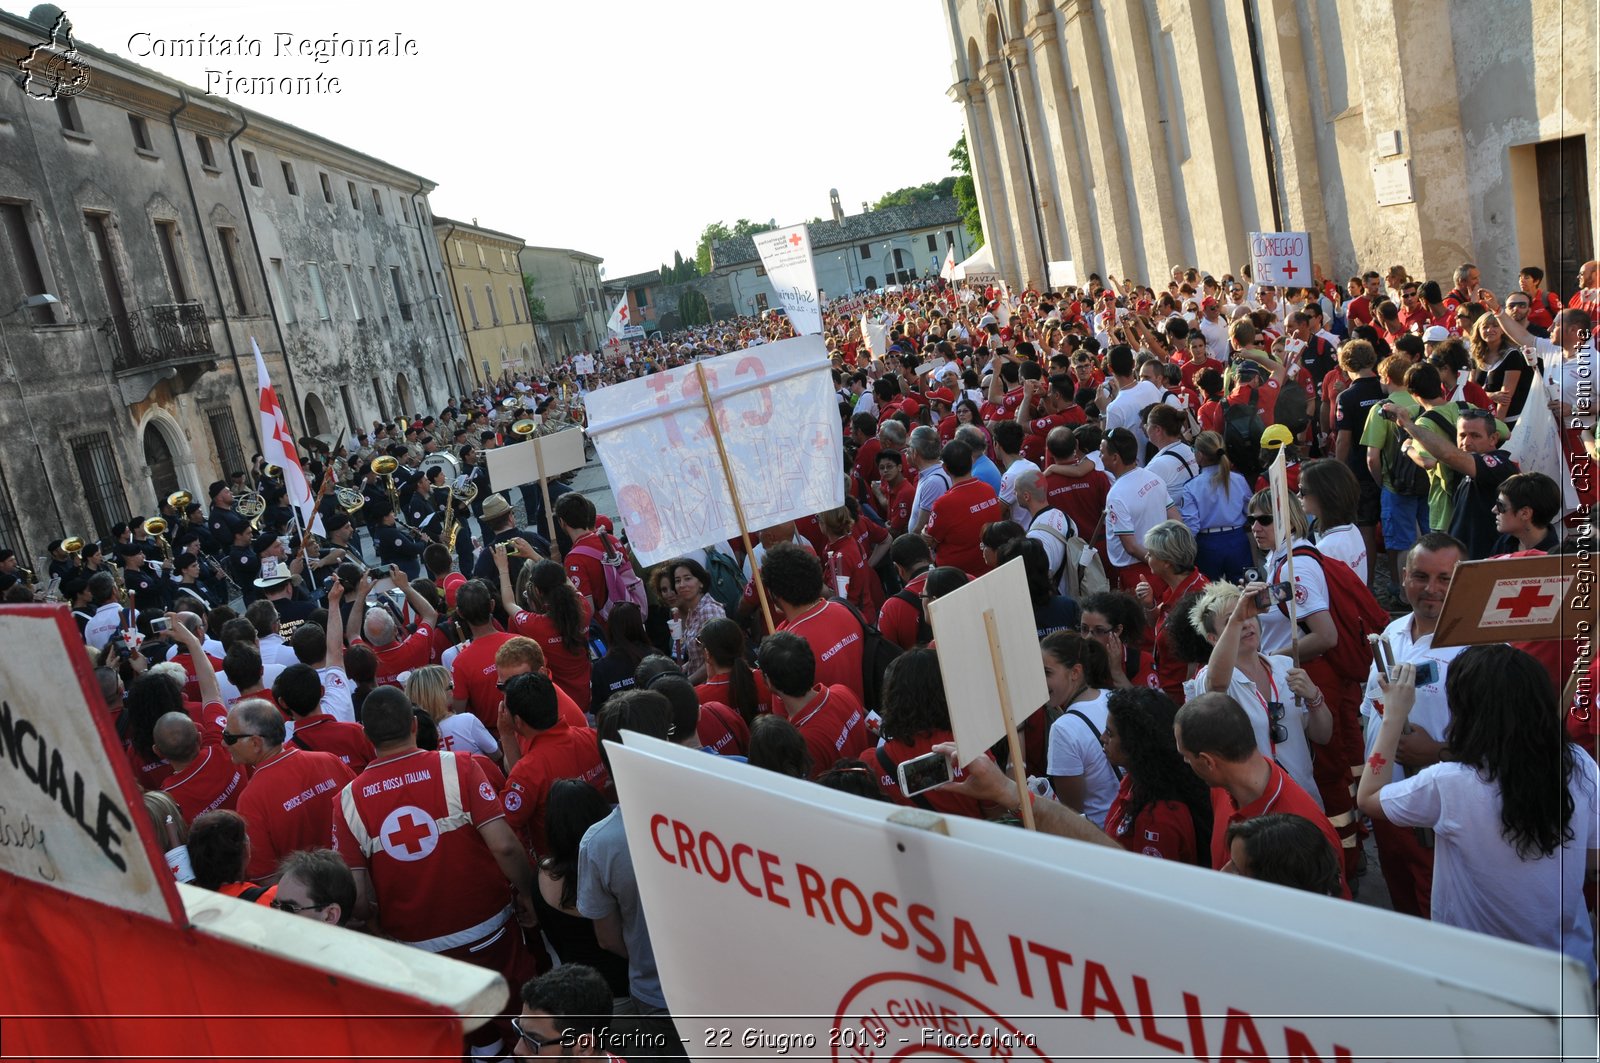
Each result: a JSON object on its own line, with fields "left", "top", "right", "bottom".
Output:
{"left": 871, "top": 176, "right": 958, "bottom": 211}
{"left": 678, "top": 288, "right": 710, "bottom": 327}
{"left": 695, "top": 218, "right": 773, "bottom": 274}
{"left": 521, "top": 273, "right": 548, "bottom": 323}
{"left": 950, "top": 134, "right": 984, "bottom": 249}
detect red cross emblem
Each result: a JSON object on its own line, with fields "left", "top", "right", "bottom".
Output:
{"left": 788, "top": 233, "right": 802, "bottom": 247}
{"left": 1492, "top": 584, "right": 1556, "bottom": 620}
{"left": 379, "top": 805, "right": 438, "bottom": 861}
{"left": 1281, "top": 261, "right": 1299, "bottom": 279}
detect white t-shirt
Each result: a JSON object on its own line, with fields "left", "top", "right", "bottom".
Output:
{"left": 1104, "top": 380, "right": 1163, "bottom": 459}
{"left": 1357, "top": 615, "right": 1464, "bottom": 783}
{"left": 910, "top": 466, "right": 952, "bottom": 529}
{"left": 217, "top": 660, "right": 286, "bottom": 706}
{"left": 1105, "top": 467, "right": 1170, "bottom": 569}
{"left": 1197, "top": 316, "right": 1230, "bottom": 362}
{"left": 438, "top": 711, "right": 499, "bottom": 757}
{"left": 1259, "top": 539, "right": 1330, "bottom": 654}
{"left": 83, "top": 603, "right": 124, "bottom": 651}
{"left": 1187, "top": 653, "right": 1319, "bottom": 806}
{"left": 998, "top": 457, "right": 1040, "bottom": 525}
{"left": 1314, "top": 523, "right": 1368, "bottom": 584}
{"left": 1025, "top": 508, "right": 1075, "bottom": 594}
{"left": 1045, "top": 690, "right": 1118, "bottom": 828}
{"left": 259, "top": 634, "right": 301, "bottom": 669}
{"left": 317, "top": 664, "right": 356, "bottom": 724}
{"left": 1537, "top": 340, "right": 1597, "bottom": 429}
{"left": 1380, "top": 753, "right": 1598, "bottom": 980}
{"left": 1146, "top": 442, "right": 1197, "bottom": 507}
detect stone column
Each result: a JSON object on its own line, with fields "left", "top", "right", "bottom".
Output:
{"left": 1000, "top": 37, "right": 1070, "bottom": 269}
{"left": 1059, "top": 0, "right": 1138, "bottom": 278}
{"left": 1026, "top": 7, "right": 1099, "bottom": 275}
{"left": 950, "top": 77, "right": 1020, "bottom": 286}
{"left": 1254, "top": 0, "right": 1331, "bottom": 261}
{"left": 1102, "top": 0, "right": 1185, "bottom": 276}
{"left": 979, "top": 57, "right": 1046, "bottom": 288}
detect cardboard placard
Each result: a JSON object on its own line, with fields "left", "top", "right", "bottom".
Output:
{"left": 1433, "top": 553, "right": 1583, "bottom": 647}
{"left": 924, "top": 558, "right": 1049, "bottom": 760}
{"left": 483, "top": 426, "right": 587, "bottom": 490}
{"left": 1248, "top": 231, "right": 1312, "bottom": 287}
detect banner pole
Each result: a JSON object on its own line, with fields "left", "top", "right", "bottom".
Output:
{"left": 984, "top": 609, "right": 1035, "bottom": 831}
{"left": 696, "top": 361, "right": 775, "bottom": 633}
{"left": 535, "top": 439, "right": 561, "bottom": 563}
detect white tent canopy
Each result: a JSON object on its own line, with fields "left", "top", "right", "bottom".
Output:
{"left": 951, "top": 246, "right": 1001, "bottom": 285}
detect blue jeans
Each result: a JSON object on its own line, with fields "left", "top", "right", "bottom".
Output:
{"left": 1195, "top": 528, "right": 1254, "bottom": 584}
{"left": 1380, "top": 488, "right": 1430, "bottom": 553}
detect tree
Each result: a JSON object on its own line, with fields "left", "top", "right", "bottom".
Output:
{"left": 950, "top": 133, "right": 984, "bottom": 250}
{"left": 871, "top": 177, "right": 958, "bottom": 211}
{"left": 678, "top": 288, "right": 710, "bottom": 327}
{"left": 521, "top": 273, "right": 548, "bottom": 323}
{"left": 695, "top": 218, "right": 773, "bottom": 274}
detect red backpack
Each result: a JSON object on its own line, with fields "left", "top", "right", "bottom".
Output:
{"left": 567, "top": 533, "right": 648, "bottom": 622}
{"left": 1272, "top": 545, "right": 1388, "bottom": 678}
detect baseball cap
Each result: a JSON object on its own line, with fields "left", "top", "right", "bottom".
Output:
{"left": 1421, "top": 325, "right": 1450, "bottom": 342}
{"left": 927, "top": 387, "right": 956, "bottom": 404}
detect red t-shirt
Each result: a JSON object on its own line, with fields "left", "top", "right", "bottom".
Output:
{"left": 1153, "top": 569, "right": 1209, "bottom": 697}
{"left": 334, "top": 748, "right": 513, "bottom": 946}
{"left": 781, "top": 684, "right": 872, "bottom": 779}
{"left": 877, "top": 571, "right": 929, "bottom": 651}
{"left": 171, "top": 651, "right": 227, "bottom": 703}
{"left": 824, "top": 534, "right": 881, "bottom": 616}
{"left": 777, "top": 600, "right": 865, "bottom": 704}
{"left": 1228, "top": 381, "right": 1280, "bottom": 426}
{"left": 925, "top": 478, "right": 1002, "bottom": 577}
{"left": 876, "top": 477, "right": 917, "bottom": 535}
{"left": 1105, "top": 774, "right": 1202, "bottom": 865}
{"left": 502, "top": 720, "right": 609, "bottom": 856}
{"left": 1208, "top": 760, "right": 1350, "bottom": 899}
{"left": 450, "top": 632, "right": 517, "bottom": 730}
{"left": 127, "top": 745, "right": 174, "bottom": 791}
{"left": 237, "top": 746, "right": 355, "bottom": 879}
{"left": 862, "top": 729, "right": 986, "bottom": 819}
{"left": 1045, "top": 470, "right": 1111, "bottom": 541}
{"left": 161, "top": 745, "right": 249, "bottom": 825}
{"left": 793, "top": 514, "right": 829, "bottom": 557}
{"left": 289, "top": 713, "right": 376, "bottom": 773}
{"left": 695, "top": 670, "right": 771, "bottom": 718}
{"left": 697, "top": 700, "right": 750, "bottom": 758}
{"left": 510, "top": 610, "right": 593, "bottom": 713}
{"left": 564, "top": 531, "right": 610, "bottom": 612}
{"left": 852, "top": 438, "right": 883, "bottom": 503}
{"left": 1021, "top": 407, "right": 1088, "bottom": 465}
{"left": 1197, "top": 399, "right": 1225, "bottom": 435}
{"left": 363, "top": 625, "right": 436, "bottom": 688}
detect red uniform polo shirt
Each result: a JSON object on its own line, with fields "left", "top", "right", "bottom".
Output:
{"left": 564, "top": 531, "right": 610, "bottom": 612}
{"left": 501, "top": 720, "right": 609, "bottom": 856}
{"left": 1208, "top": 760, "right": 1350, "bottom": 898}
{"left": 450, "top": 632, "right": 517, "bottom": 729}
{"left": 852, "top": 437, "right": 883, "bottom": 503}
{"left": 362, "top": 625, "right": 436, "bottom": 688}
{"left": 289, "top": 712, "right": 376, "bottom": 773}
{"left": 862, "top": 729, "right": 986, "bottom": 819}
{"left": 161, "top": 745, "right": 249, "bottom": 824}
{"left": 510, "top": 610, "right": 592, "bottom": 713}
{"left": 925, "top": 477, "right": 1002, "bottom": 577}
{"left": 777, "top": 600, "right": 866, "bottom": 705}
{"left": 824, "top": 533, "right": 881, "bottom": 616}
{"left": 876, "top": 477, "right": 917, "bottom": 535}
{"left": 1153, "top": 569, "right": 1209, "bottom": 698}
{"left": 877, "top": 570, "right": 930, "bottom": 651}
{"left": 1045, "top": 470, "right": 1110, "bottom": 542}
{"left": 781, "top": 684, "right": 872, "bottom": 779}
{"left": 697, "top": 701, "right": 750, "bottom": 758}
{"left": 237, "top": 746, "right": 354, "bottom": 879}
{"left": 1021, "top": 406, "right": 1088, "bottom": 465}
{"left": 695, "top": 670, "right": 771, "bottom": 717}
{"left": 1105, "top": 774, "right": 1202, "bottom": 865}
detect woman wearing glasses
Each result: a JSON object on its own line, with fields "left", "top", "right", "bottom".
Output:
{"left": 1185, "top": 581, "right": 1330, "bottom": 807}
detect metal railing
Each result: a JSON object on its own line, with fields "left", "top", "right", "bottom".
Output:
{"left": 107, "top": 301, "right": 213, "bottom": 370}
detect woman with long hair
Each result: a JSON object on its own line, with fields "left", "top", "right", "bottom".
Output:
{"left": 1101, "top": 687, "right": 1213, "bottom": 866}
{"left": 501, "top": 558, "right": 593, "bottom": 712}
{"left": 589, "top": 602, "right": 655, "bottom": 715}
{"left": 1469, "top": 311, "right": 1530, "bottom": 424}
{"left": 867, "top": 648, "right": 984, "bottom": 819}
{"left": 124, "top": 669, "right": 190, "bottom": 790}
{"left": 406, "top": 664, "right": 499, "bottom": 762}
{"left": 1042, "top": 631, "right": 1118, "bottom": 827}
{"left": 1359, "top": 646, "right": 1599, "bottom": 979}
{"left": 997, "top": 537, "right": 1080, "bottom": 640}
{"left": 694, "top": 616, "right": 770, "bottom": 725}
{"left": 534, "top": 779, "right": 631, "bottom": 996}
{"left": 1179, "top": 431, "right": 1252, "bottom": 582}
{"left": 645, "top": 564, "right": 677, "bottom": 655}
{"left": 1078, "top": 590, "right": 1156, "bottom": 690}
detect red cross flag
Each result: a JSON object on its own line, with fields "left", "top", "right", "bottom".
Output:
{"left": 940, "top": 244, "right": 957, "bottom": 281}
{"left": 253, "top": 338, "right": 319, "bottom": 535}
{"left": 606, "top": 294, "right": 631, "bottom": 336}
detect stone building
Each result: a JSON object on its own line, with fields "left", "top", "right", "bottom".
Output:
{"left": 518, "top": 244, "right": 606, "bottom": 362}
{"left": 435, "top": 217, "right": 540, "bottom": 379}
{"left": 602, "top": 269, "right": 664, "bottom": 333}
{"left": 941, "top": 0, "right": 1596, "bottom": 294}
{"left": 0, "top": 5, "right": 463, "bottom": 559}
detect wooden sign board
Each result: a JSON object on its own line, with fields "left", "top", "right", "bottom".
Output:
{"left": 483, "top": 427, "right": 587, "bottom": 490}
{"left": 1433, "top": 553, "right": 1586, "bottom": 648}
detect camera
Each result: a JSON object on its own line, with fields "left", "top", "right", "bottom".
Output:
{"left": 149, "top": 616, "right": 170, "bottom": 634}
{"left": 366, "top": 567, "right": 387, "bottom": 582}
{"left": 1254, "top": 582, "right": 1294, "bottom": 610}
{"left": 1378, "top": 404, "right": 1399, "bottom": 422}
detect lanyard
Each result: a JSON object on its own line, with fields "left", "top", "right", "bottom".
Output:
{"left": 1246, "top": 663, "right": 1281, "bottom": 756}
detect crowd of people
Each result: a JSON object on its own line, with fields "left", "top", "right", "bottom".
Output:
{"left": 26, "top": 254, "right": 1600, "bottom": 1056}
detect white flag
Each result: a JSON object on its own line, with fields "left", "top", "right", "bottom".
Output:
{"left": 606, "top": 294, "right": 631, "bottom": 335}
{"left": 939, "top": 245, "right": 956, "bottom": 281}
{"left": 1507, "top": 373, "right": 1580, "bottom": 517}
{"left": 995, "top": 280, "right": 1012, "bottom": 329}
{"left": 752, "top": 224, "right": 823, "bottom": 335}
{"left": 860, "top": 313, "right": 889, "bottom": 361}
{"left": 252, "top": 338, "right": 320, "bottom": 535}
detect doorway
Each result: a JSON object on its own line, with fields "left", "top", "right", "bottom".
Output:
{"left": 1537, "top": 136, "right": 1593, "bottom": 301}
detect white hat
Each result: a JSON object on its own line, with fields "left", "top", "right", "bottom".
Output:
{"left": 1421, "top": 325, "right": 1451, "bottom": 343}
{"left": 253, "top": 557, "right": 292, "bottom": 589}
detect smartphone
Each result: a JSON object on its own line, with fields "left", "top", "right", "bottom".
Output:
{"left": 1253, "top": 582, "right": 1293, "bottom": 610}
{"left": 366, "top": 568, "right": 387, "bottom": 582}
{"left": 898, "top": 749, "right": 955, "bottom": 797}
{"left": 149, "top": 616, "right": 171, "bottom": 634}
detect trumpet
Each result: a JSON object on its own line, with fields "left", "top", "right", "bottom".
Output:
{"left": 144, "top": 517, "right": 172, "bottom": 562}
{"left": 62, "top": 536, "right": 85, "bottom": 560}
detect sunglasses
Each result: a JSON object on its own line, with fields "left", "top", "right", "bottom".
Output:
{"left": 512, "top": 1017, "right": 571, "bottom": 1051}
{"left": 1079, "top": 624, "right": 1115, "bottom": 637}
{"left": 1491, "top": 499, "right": 1518, "bottom": 514}
{"left": 219, "top": 731, "right": 257, "bottom": 746}
{"left": 1245, "top": 513, "right": 1274, "bottom": 527}
{"left": 1266, "top": 701, "right": 1288, "bottom": 745}
{"left": 269, "top": 898, "right": 331, "bottom": 914}
{"left": 1458, "top": 408, "right": 1496, "bottom": 421}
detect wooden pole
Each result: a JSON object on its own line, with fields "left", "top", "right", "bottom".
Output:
{"left": 696, "top": 361, "right": 775, "bottom": 633}
{"left": 534, "top": 438, "right": 561, "bottom": 563}
{"left": 984, "top": 609, "right": 1035, "bottom": 831}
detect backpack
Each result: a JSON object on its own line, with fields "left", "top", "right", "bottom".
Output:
{"left": 829, "top": 596, "right": 903, "bottom": 713}
{"left": 701, "top": 547, "right": 746, "bottom": 616}
{"left": 1386, "top": 409, "right": 1447, "bottom": 498}
{"left": 891, "top": 588, "right": 934, "bottom": 647}
{"left": 1028, "top": 517, "right": 1109, "bottom": 600}
{"left": 1274, "top": 376, "right": 1312, "bottom": 439}
{"left": 568, "top": 533, "right": 648, "bottom": 621}
{"left": 1223, "top": 389, "right": 1266, "bottom": 484}
{"left": 1272, "top": 545, "right": 1389, "bottom": 679}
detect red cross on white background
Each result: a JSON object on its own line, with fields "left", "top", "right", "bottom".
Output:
{"left": 1280, "top": 260, "right": 1299, "bottom": 278}
{"left": 1492, "top": 584, "right": 1557, "bottom": 620}
{"left": 788, "top": 233, "right": 802, "bottom": 247}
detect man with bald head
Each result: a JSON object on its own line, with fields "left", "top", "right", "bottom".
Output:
{"left": 345, "top": 566, "right": 438, "bottom": 688}
{"left": 229, "top": 698, "right": 353, "bottom": 883}
{"left": 157, "top": 711, "right": 248, "bottom": 825}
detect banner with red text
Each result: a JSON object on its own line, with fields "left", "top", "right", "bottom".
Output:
{"left": 607, "top": 734, "right": 1589, "bottom": 1061}
{"left": 584, "top": 335, "right": 843, "bottom": 566}
{"left": 1248, "top": 231, "right": 1312, "bottom": 287}
{"left": 753, "top": 224, "right": 823, "bottom": 335}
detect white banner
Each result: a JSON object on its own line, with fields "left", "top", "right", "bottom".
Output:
{"left": 608, "top": 734, "right": 1589, "bottom": 1062}
{"left": 1047, "top": 259, "right": 1078, "bottom": 289}
{"left": 1248, "top": 231, "right": 1313, "bottom": 288}
{"left": 584, "top": 335, "right": 843, "bottom": 565}
{"left": 753, "top": 224, "right": 823, "bottom": 335}
{"left": 860, "top": 314, "right": 889, "bottom": 361}
{"left": 1507, "top": 372, "right": 1580, "bottom": 517}
{"left": 0, "top": 606, "right": 181, "bottom": 923}
{"left": 253, "top": 339, "right": 320, "bottom": 535}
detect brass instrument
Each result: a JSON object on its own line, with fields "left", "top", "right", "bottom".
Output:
{"left": 144, "top": 517, "right": 171, "bottom": 562}
{"left": 235, "top": 490, "right": 267, "bottom": 530}
{"left": 511, "top": 417, "right": 539, "bottom": 438}
{"left": 62, "top": 536, "right": 85, "bottom": 560}
{"left": 443, "top": 474, "right": 478, "bottom": 552}
{"left": 335, "top": 486, "right": 365, "bottom": 513}
{"left": 261, "top": 464, "right": 282, "bottom": 483}
{"left": 167, "top": 489, "right": 193, "bottom": 511}
{"left": 370, "top": 455, "right": 403, "bottom": 520}
{"left": 500, "top": 396, "right": 519, "bottom": 410}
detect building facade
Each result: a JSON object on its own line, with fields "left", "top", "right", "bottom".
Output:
{"left": 942, "top": 0, "right": 1597, "bottom": 295}
{"left": 0, "top": 7, "right": 463, "bottom": 560}
{"left": 435, "top": 217, "right": 540, "bottom": 380}
{"left": 709, "top": 200, "right": 971, "bottom": 317}
{"left": 519, "top": 244, "right": 606, "bottom": 361}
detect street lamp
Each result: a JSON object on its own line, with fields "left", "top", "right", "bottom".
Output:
{"left": 1, "top": 293, "right": 60, "bottom": 319}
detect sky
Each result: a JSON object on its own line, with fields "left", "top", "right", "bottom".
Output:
{"left": 44, "top": 0, "right": 965, "bottom": 278}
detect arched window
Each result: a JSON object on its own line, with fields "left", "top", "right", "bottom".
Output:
{"left": 863, "top": 276, "right": 877, "bottom": 290}
{"left": 303, "top": 392, "right": 328, "bottom": 438}
{"left": 144, "top": 424, "right": 180, "bottom": 500}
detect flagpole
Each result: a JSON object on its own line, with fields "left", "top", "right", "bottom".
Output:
{"left": 695, "top": 362, "right": 775, "bottom": 633}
